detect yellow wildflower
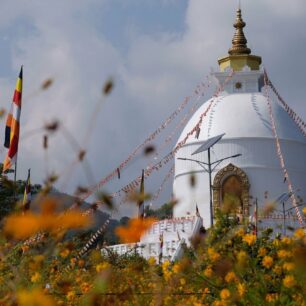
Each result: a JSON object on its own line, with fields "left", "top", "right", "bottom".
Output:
{"left": 237, "top": 251, "right": 248, "bottom": 267}
{"left": 242, "top": 234, "right": 256, "bottom": 246}
{"left": 81, "top": 282, "right": 91, "bottom": 293}
{"left": 273, "top": 265, "right": 282, "bottom": 275}
{"left": 303, "top": 207, "right": 306, "bottom": 215}
{"left": 283, "top": 275, "right": 296, "bottom": 288}
{"left": 237, "top": 283, "right": 246, "bottom": 297}
{"left": 294, "top": 228, "right": 305, "bottom": 239}
{"left": 60, "top": 249, "right": 70, "bottom": 258}
{"left": 220, "top": 288, "right": 231, "bottom": 300}
{"left": 281, "top": 236, "right": 291, "bottom": 245}
{"left": 162, "top": 260, "right": 170, "bottom": 271}
{"left": 277, "top": 249, "right": 292, "bottom": 259}
{"left": 258, "top": 247, "right": 267, "bottom": 257}
{"left": 213, "top": 301, "right": 227, "bottom": 306}
{"left": 172, "top": 263, "right": 181, "bottom": 273}
{"left": 283, "top": 262, "right": 295, "bottom": 272}
{"left": 208, "top": 247, "right": 220, "bottom": 263}
{"left": 17, "top": 289, "right": 55, "bottom": 306}
{"left": 148, "top": 257, "right": 156, "bottom": 266}
{"left": 70, "top": 257, "right": 77, "bottom": 264}
{"left": 225, "top": 271, "right": 238, "bottom": 283}
{"left": 204, "top": 266, "right": 213, "bottom": 278}
{"left": 236, "top": 227, "right": 245, "bottom": 237}
{"left": 272, "top": 239, "right": 280, "bottom": 247}
{"left": 266, "top": 293, "right": 279, "bottom": 302}
{"left": 66, "top": 291, "right": 76, "bottom": 301}
{"left": 96, "top": 262, "right": 110, "bottom": 272}
{"left": 262, "top": 256, "right": 273, "bottom": 269}
{"left": 162, "top": 260, "right": 172, "bottom": 280}
{"left": 30, "top": 272, "right": 41, "bottom": 283}
{"left": 264, "top": 274, "right": 272, "bottom": 282}
{"left": 180, "top": 278, "right": 186, "bottom": 285}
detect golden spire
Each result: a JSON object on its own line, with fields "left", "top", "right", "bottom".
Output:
{"left": 217, "top": 7, "right": 262, "bottom": 72}
{"left": 228, "top": 8, "right": 251, "bottom": 55}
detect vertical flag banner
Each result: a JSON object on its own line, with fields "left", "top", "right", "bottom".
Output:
{"left": 138, "top": 169, "right": 145, "bottom": 218}
{"left": 3, "top": 66, "right": 23, "bottom": 172}
{"left": 196, "top": 203, "right": 201, "bottom": 217}
{"left": 23, "top": 169, "right": 31, "bottom": 211}
{"left": 159, "top": 232, "right": 164, "bottom": 264}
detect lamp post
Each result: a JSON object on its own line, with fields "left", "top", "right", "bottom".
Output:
{"left": 178, "top": 151, "right": 242, "bottom": 227}
{"left": 274, "top": 191, "right": 304, "bottom": 236}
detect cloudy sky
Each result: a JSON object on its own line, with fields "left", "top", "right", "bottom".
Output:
{"left": 0, "top": 0, "right": 305, "bottom": 217}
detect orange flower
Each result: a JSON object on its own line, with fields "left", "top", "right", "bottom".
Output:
{"left": 204, "top": 266, "right": 213, "bottom": 278}
{"left": 294, "top": 228, "right": 305, "bottom": 239}
{"left": 30, "top": 272, "right": 41, "bottom": 283}
{"left": 220, "top": 288, "right": 231, "bottom": 300}
{"left": 3, "top": 207, "right": 91, "bottom": 240}
{"left": 273, "top": 265, "right": 282, "bottom": 275}
{"left": 60, "top": 249, "right": 70, "bottom": 258}
{"left": 207, "top": 248, "right": 220, "bottom": 263}
{"left": 283, "top": 275, "right": 296, "bottom": 288}
{"left": 262, "top": 256, "right": 273, "bottom": 269}
{"left": 236, "top": 227, "right": 245, "bottom": 237}
{"left": 237, "top": 283, "right": 246, "bottom": 297}
{"left": 242, "top": 234, "right": 256, "bottom": 246}
{"left": 58, "top": 211, "right": 92, "bottom": 230}
{"left": 258, "top": 247, "right": 267, "bottom": 257}
{"left": 96, "top": 262, "right": 110, "bottom": 272}
{"left": 266, "top": 293, "right": 279, "bottom": 302}
{"left": 277, "top": 249, "right": 292, "bottom": 259}
{"left": 4, "top": 213, "right": 41, "bottom": 239}
{"left": 225, "top": 271, "right": 238, "bottom": 283}
{"left": 148, "top": 257, "right": 156, "bottom": 266}
{"left": 17, "top": 289, "right": 55, "bottom": 306}
{"left": 283, "top": 262, "right": 295, "bottom": 272}
{"left": 115, "top": 218, "right": 155, "bottom": 243}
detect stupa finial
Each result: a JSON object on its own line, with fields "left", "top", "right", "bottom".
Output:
{"left": 228, "top": 7, "right": 251, "bottom": 55}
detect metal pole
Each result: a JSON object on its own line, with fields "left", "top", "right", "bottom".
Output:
{"left": 208, "top": 148, "right": 213, "bottom": 227}
{"left": 282, "top": 202, "right": 286, "bottom": 236}
{"left": 255, "top": 198, "right": 258, "bottom": 237}
{"left": 13, "top": 160, "right": 18, "bottom": 202}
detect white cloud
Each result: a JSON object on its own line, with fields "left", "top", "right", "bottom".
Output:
{"left": 0, "top": 0, "right": 305, "bottom": 217}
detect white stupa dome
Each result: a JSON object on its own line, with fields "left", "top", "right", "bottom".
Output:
{"left": 173, "top": 9, "right": 306, "bottom": 231}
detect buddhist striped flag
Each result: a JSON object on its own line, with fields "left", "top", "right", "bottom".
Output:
{"left": 3, "top": 67, "right": 23, "bottom": 172}
{"left": 23, "top": 169, "right": 31, "bottom": 211}
{"left": 138, "top": 169, "right": 145, "bottom": 218}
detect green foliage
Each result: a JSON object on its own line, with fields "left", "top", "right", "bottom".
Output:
{"left": 0, "top": 204, "right": 305, "bottom": 305}
{"left": 144, "top": 202, "right": 173, "bottom": 220}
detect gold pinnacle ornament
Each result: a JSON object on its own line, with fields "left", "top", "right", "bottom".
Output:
{"left": 228, "top": 8, "right": 251, "bottom": 55}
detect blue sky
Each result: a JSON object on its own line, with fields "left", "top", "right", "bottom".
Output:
{"left": 0, "top": 0, "right": 305, "bottom": 217}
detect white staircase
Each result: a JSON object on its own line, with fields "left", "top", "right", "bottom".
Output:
{"left": 103, "top": 216, "right": 203, "bottom": 263}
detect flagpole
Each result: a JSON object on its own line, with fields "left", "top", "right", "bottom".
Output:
{"left": 14, "top": 159, "right": 18, "bottom": 202}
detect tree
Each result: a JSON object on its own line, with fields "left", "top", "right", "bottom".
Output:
{"left": 144, "top": 202, "right": 173, "bottom": 220}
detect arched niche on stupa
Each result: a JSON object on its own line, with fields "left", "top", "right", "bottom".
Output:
{"left": 212, "top": 163, "right": 250, "bottom": 218}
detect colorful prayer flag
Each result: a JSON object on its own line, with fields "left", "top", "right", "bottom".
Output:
{"left": 3, "top": 66, "right": 23, "bottom": 172}
{"left": 23, "top": 169, "right": 31, "bottom": 211}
